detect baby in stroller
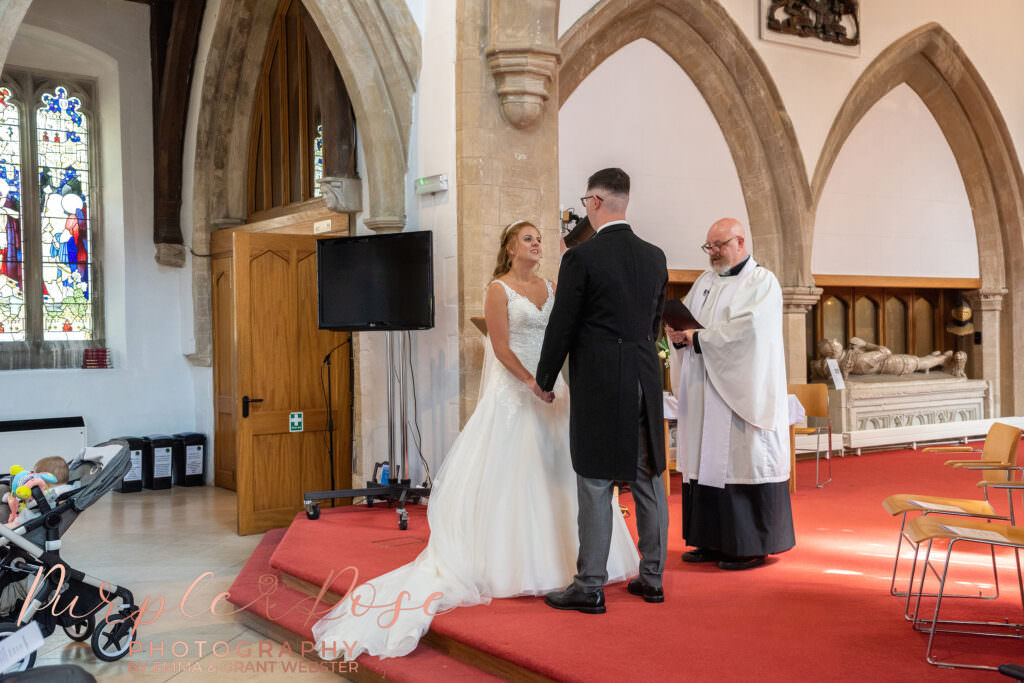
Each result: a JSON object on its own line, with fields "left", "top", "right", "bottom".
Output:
{"left": 4, "top": 456, "right": 75, "bottom": 529}
{"left": 0, "top": 440, "right": 140, "bottom": 673}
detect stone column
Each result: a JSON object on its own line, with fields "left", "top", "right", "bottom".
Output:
{"left": 456, "top": 0, "right": 559, "bottom": 424}
{"left": 781, "top": 286, "right": 822, "bottom": 385}
{"left": 964, "top": 288, "right": 1006, "bottom": 416}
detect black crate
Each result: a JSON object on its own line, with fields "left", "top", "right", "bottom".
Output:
{"left": 143, "top": 435, "right": 174, "bottom": 490}
{"left": 172, "top": 433, "right": 206, "bottom": 487}
{"left": 114, "top": 436, "right": 145, "bottom": 493}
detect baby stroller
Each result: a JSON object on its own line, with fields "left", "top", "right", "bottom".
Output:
{"left": 0, "top": 439, "right": 139, "bottom": 672}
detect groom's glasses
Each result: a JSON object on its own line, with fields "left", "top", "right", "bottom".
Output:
{"left": 580, "top": 194, "right": 603, "bottom": 209}
{"left": 700, "top": 236, "right": 739, "bottom": 253}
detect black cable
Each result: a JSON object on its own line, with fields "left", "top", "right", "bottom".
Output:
{"left": 405, "top": 331, "right": 432, "bottom": 488}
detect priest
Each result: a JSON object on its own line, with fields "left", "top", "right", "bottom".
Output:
{"left": 666, "top": 217, "right": 794, "bottom": 570}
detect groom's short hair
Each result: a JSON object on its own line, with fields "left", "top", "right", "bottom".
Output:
{"left": 587, "top": 168, "right": 630, "bottom": 197}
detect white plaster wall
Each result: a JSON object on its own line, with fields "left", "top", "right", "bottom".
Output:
{"left": 354, "top": 0, "right": 459, "bottom": 486}
{"left": 559, "top": 39, "right": 748, "bottom": 269}
{"left": 558, "top": 0, "right": 1024, "bottom": 278}
{"left": 3, "top": 0, "right": 199, "bottom": 444}
{"left": 813, "top": 84, "right": 978, "bottom": 277}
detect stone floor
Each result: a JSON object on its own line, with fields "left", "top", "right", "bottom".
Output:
{"left": 26, "top": 486, "right": 342, "bottom": 682}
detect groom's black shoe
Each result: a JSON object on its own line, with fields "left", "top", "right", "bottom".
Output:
{"left": 627, "top": 578, "right": 664, "bottom": 603}
{"left": 544, "top": 585, "right": 606, "bottom": 614}
{"left": 682, "top": 547, "right": 721, "bottom": 563}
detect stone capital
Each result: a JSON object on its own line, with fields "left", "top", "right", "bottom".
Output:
{"left": 363, "top": 216, "right": 405, "bottom": 233}
{"left": 318, "top": 176, "right": 363, "bottom": 214}
{"left": 964, "top": 287, "right": 1008, "bottom": 312}
{"left": 781, "top": 286, "right": 823, "bottom": 314}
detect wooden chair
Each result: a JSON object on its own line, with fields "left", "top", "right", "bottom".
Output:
{"left": 882, "top": 422, "right": 1023, "bottom": 599}
{"left": 904, "top": 510, "right": 1024, "bottom": 672}
{"left": 787, "top": 383, "right": 834, "bottom": 488}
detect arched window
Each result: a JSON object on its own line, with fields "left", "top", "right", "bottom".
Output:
{"left": 0, "top": 72, "right": 101, "bottom": 368}
{"left": 0, "top": 84, "right": 24, "bottom": 341}
{"left": 313, "top": 123, "right": 323, "bottom": 198}
{"left": 38, "top": 85, "right": 92, "bottom": 340}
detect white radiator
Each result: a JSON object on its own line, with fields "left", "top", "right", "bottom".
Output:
{"left": 0, "top": 417, "right": 87, "bottom": 472}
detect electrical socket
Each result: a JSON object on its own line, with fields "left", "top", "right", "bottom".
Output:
{"left": 313, "top": 219, "right": 332, "bottom": 234}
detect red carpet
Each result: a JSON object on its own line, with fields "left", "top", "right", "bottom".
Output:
{"left": 230, "top": 445, "right": 1024, "bottom": 681}
{"left": 229, "top": 528, "right": 503, "bottom": 682}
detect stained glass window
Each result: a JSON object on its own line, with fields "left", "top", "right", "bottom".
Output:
{"left": 0, "top": 71, "right": 101, "bottom": 368}
{"left": 37, "top": 86, "right": 91, "bottom": 341}
{"left": 313, "top": 123, "right": 323, "bottom": 198}
{"left": 0, "top": 86, "right": 24, "bottom": 341}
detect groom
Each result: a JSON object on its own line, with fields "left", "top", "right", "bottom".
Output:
{"left": 536, "top": 168, "right": 670, "bottom": 613}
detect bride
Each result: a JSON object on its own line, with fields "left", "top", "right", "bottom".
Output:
{"left": 312, "top": 220, "right": 640, "bottom": 660}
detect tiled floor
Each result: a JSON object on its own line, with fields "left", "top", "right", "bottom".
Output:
{"left": 26, "top": 486, "right": 342, "bottom": 681}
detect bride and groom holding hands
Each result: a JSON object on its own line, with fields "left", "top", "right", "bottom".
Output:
{"left": 313, "top": 167, "right": 670, "bottom": 660}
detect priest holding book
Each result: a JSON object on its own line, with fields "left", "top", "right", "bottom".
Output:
{"left": 666, "top": 217, "right": 794, "bottom": 570}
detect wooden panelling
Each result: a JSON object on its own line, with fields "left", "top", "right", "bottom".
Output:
{"left": 813, "top": 274, "right": 982, "bottom": 289}
{"left": 247, "top": 0, "right": 356, "bottom": 216}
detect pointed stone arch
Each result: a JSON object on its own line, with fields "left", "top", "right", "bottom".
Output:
{"left": 812, "top": 23, "right": 1024, "bottom": 413}
{"left": 187, "top": 0, "right": 421, "bottom": 363}
{"left": 559, "top": 0, "right": 811, "bottom": 287}
{"left": 0, "top": 0, "right": 32, "bottom": 74}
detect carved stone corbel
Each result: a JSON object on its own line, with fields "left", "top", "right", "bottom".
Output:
{"left": 155, "top": 243, "right": 187, "bottom": 268}
{"left": 485, "top": 0, "right": 559, "bottom": 129}
{"left": 318, "top": 176, "right": 363, "bottom": 214}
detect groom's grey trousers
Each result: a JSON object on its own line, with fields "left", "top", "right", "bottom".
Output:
{"left": 573, "top": 386, "right": 669, "bottom": 591}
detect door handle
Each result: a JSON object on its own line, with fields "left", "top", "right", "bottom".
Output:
{"left": 242, "top": 395, "right": 264, "bottom": 418}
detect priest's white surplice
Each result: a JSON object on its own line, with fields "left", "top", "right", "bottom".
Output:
{"left": 669, "top": 258, "right": 790, "bottom": 488}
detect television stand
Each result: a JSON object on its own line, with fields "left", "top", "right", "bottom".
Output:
{"left": 303, "top": 477, "right": 430, "bottom": 530}
{"left": 302, "top": 330, "right": 431, "bottom": 529}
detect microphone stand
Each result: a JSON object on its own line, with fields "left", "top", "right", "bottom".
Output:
{"left": 322, "top": 340, "right": 351, "bottom": 499}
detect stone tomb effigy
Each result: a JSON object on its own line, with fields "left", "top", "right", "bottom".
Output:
{"left": 807, "top": 337, "right": 992, "bottom": 454}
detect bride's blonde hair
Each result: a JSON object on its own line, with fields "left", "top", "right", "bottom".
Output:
{"left": 492, "top": 220, "right": 537, "bottom": 279}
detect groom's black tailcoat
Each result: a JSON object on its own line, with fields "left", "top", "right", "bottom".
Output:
{"left": 536, "top": 223, "right": 668, "bottom": 481}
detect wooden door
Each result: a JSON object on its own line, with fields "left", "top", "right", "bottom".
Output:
{"left": 216, "top": 231, "right": 352, "bottom": 535}
{"left": 212, "top": 253, "right": 237, "bottom": 489}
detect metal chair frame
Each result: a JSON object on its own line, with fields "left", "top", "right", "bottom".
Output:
{"left": 904, "top": 505, "right": 1024, "bottom": 672}
{"left": 888, "top": 464, "right": 1021, "bottom": 602}
{"left": 884, "top": 422, "right": 1024, "bottom": 598}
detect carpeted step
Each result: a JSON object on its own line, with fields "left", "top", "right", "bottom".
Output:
{"left": 269, "top": 504, "right": 430, "bottom": 601}
{"left": 235, "top": 450, "right": 1021, "bottom": 681}
{"left": 228, "top": 527, "right": 502, "bottom": 682}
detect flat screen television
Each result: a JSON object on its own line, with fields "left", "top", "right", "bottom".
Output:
{"left": 317, "top": 231, "right": 434, "bottom": 331}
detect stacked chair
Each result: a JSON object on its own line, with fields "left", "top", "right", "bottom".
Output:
{"left": 882, "top": 422, "right": 1024, "bottom": 671}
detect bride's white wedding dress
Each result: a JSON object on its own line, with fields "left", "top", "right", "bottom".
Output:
{"left": 312, "top": 279, "right": 640, "bottom": 660}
